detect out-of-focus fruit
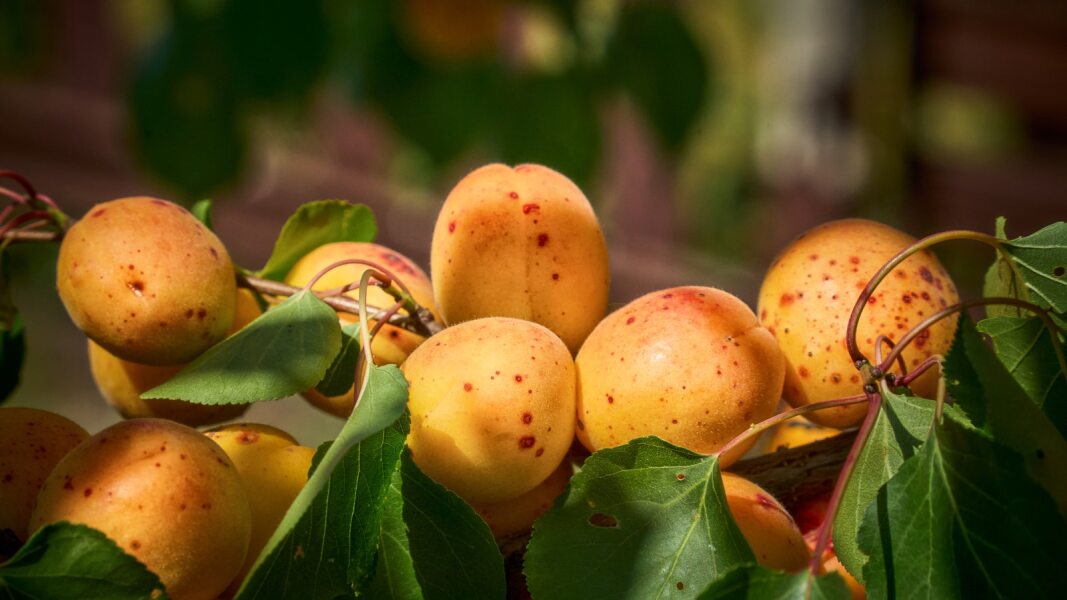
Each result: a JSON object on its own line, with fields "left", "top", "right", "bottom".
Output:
{"left": 722, "top": 472, "right": 810, "bottom": 572}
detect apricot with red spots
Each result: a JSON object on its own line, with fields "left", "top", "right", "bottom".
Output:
{"left": 56, "top": 197, "right": 236, "bottom": 365}
{"left": 284, "top": 242, "right": 438, "bottom": 417}
{"left": 431, "top": 163, "right": 609, "bottom": 354}
{"left": 757, "top": 219, "right": 959, "bottom": 427}
{"left": 575, "top": 286, "right": 783, "bottom": 465}
{"left": 402, "top": 317, "right": 576, "bottom": 504}
{"left": 721, "top": 472, "right": 810, "bottom": 571}
{"left": 30, "top": 419, "right": 251, "bottom": 600}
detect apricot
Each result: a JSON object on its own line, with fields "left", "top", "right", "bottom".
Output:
{"left": 472, "top": 458, "right": 572, "bottom": 543}
{"left": 86, "top": 289, "right": 262, "bottom": 426}
{"left": 764, "top": 416, "right": 842, "bottom": 453}
{"left": 30, "top": 419, "right": 251, "bottom": 600}
{"left": 0, "top": 408, "right": 89, "bottom": 543}
{"left": 758, "top": 219, "right": 959, "bottom": 427}
{"left": 402, "top": 317, "right": 576, "bottom": 504}
{"left": 721, "top": 472, "right": 810, "bottom": 572}
{"left": 284, "top": 241, "right": 438, "bottom": 417}
{"left": 575, "top": 286, "right": 783, "bottom": 465}
{"left": 204, "top": 423, "right": 314, "bottom": 593}
{"left": 430, "top": 163, "right": 610, "bottom": 354}
{"left": 56, "top": 197, "right": 236, "bottom": 365}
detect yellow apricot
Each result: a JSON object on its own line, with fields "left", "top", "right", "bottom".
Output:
{"left": 86, "top": 289, "right": 262, "bottom": 427}
{"left": 0, "top": 408, "right": 89, "bottom": 543}
{"left": 472, "top": 458, "right": 572, "bottom": 543}
{"left": 431, "top": 163, "right": 610, "bottom": 354}
{"left": 56, "top": 197, "right": 236, "bottom": 365}
{"left": 402, "top": 317, "right": 576, "bottom": 504}
{"left": 757, "top": 219, "right": 959, "bottom": 427}
{"left": 30, "top": 419, "right": 251, "bottom": 600}
{"left": 575, "top": 286, "right": 783, "bottom": 465}
{"left": 764, "top": 416, "right": 842, "bottom": 453}
{"left": 721, "top": 472, "right": 810, "bottom": 572}
{"left": 204, "top": 423, "right": 314, "bottom": 594}
{"left": 284, "top": 241, "right": 438, "bottom": 417}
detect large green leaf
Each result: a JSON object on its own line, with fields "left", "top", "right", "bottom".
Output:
{"left": 366, "top": 452, "right": 505, "bottom": 600}
{"left": 977, "top": 316, "right": 1067, "bottom": 438}
{"left": 999, "top": 221, "right": 1067, "bottom": 315}
{"left": 858, "top": 416, "right": 1067, "bottom": 599}
{"left": 524, "top": 437, "right": 753, "bottom": 600}
{"left": 832, "top": 391, "right": 936, "bottom": 583}
{"left": 0, "top": 523, "right": 166, "bottom": 599}
{"left": 257, "top": 201, "right": 377, "bottom": 281}
{"left": 235, "top": 364, "right": 408, "bottom": 599}
{"left": 142, "top": 291, "right": 341, "bottom": 404}
{"left": 698, "top": 566, "right": 851, "bottom": 600}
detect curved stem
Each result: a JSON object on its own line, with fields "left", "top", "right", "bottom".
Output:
{"left": 894, "top": 355, "right": 939, "bottom": 388}
{"left": 715, "top": 395, "right": 868, "bottom": 462}
{"left": 874, "top": 335, "right": 908, "bottom": 380}
{"left": 808, "top": 389, "right": 883, "bottom": 576}
{"left": 846, "top": 230, "right": 1002, "bottom": 367}
{"left": 0, "top": 170, "right": 38, "bottom": 200}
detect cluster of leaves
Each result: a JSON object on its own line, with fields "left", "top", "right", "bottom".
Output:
{"left": 2, "top": 208, "right": 1066, "bottom": 600}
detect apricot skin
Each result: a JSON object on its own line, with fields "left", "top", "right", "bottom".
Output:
{"left": 431, "top": 163, "right": 610, "bottom": 354}
{"left": 284, "top": 242, "right": 438, "bottom": 417}
{"left": 472, "top": 458, "right": 572, "bottom": 543}
{"left": 402, "top": 317, "right": 576, "bottom": 504}
{"left": 575, "top": 286, "right": 783, "bottom": 465}
{"left": 0, "top": 408, "right": 89, "bottom": 543}
{"left": 56, "top": 197, "right": 236, "bottom": 365}
{"left": 757, "top": 219, "right": 959, "bottom": 427}
{"left": 721, "top": 472, "right": 810, "bottom": 572}
{"left": 764, "top": 416, "right": 842, "bottom": 453}
{"left": 86, "top": 289, "right": 262, "bottom": 426}
{"left": 30, "top": 419, "right": 251, "bottom": 600}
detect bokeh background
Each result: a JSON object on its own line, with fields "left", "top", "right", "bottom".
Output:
{"left": 2, "top": 0, "right": 1065, "bottom": 444}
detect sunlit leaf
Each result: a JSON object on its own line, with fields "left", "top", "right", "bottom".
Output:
{"left": 698, "top": 566, "right": 851, "bottom": 600}
{"left": 257, "top": 201, "right": 377, "bottom": 282}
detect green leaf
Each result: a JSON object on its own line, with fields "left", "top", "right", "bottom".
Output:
{"left": 0, "top": 522, "right": 166, "bottom": 599}
{"left": 941, "top": 316, "right": 1067, "bottom": 513}
{"left": 314, "top": 322, "right": 361, "bottom": 397}
{"left": 999, "top": 221, "right": 1067, "bottom": 315}
{"left": 191, "top": 198, "right": 214, "bottom": 230}
{"left": 977, "top": 316, "right": 1067, "bottom": 437}
{"left": 142, "top": 291, "right": 341, "bottom": 404}
{"left": 858, "top": 416, "right": 1067, "bottom": 599}
{"left": 832, "top": 390, "right": 936, "bottom": 583}
{"left": 983, "top": 218, "right": 1026, "bottom": 320}
{"left": 366, "top": 452, "right": 505, "bottom": 600}
{"left": 257, "top": 201, "right": 377, "bottom": 281}
{"left": 698, "top": 566, "right": 851, "bottom": 600}
{"left": 235, "top": 364, "right": 409, "bottom": 599}
{"left": 524, "top": 437, "right": 753, "bottom": 600}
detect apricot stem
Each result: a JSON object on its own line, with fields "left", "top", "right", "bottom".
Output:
{"left": 714, "top": 395, "right": 868, "bottom": 462}
{"left": 846, "top": 230, "right": 1002, "bottom": 367}
{"left": 894, "top": 355, "right": 939, "bottom": 388}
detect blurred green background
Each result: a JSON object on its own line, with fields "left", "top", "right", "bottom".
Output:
{"left": 1, "top": 0, "right": 1065, "bottom": 443}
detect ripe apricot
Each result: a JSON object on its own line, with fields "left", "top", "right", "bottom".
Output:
{"left": 764, "top": 416, "right": 842, "bottom": 453}
{"left": 0, "top": 408, "right": 89, "bottom": 543}
{"left": 472, "top": 458, "right": 572, "bottom": 543}
{"left": 205, "top": 423, "right": 314, "bottom": 593}
{"left": 758, "top": 219, "right": 959, "bottom": 427}
{"left": 402, "top": 317, "right": 576, "bottom": 504}
{"left": 721, "top": 472, "right": 810, "bottom": 572}
{"left": 86, "top": 289, "right": 262, "bottom": 426}
{"left": 284, "top": 241, "right": 438, "bottom": 417}
{"left": 56, "top": 197, "right": 236, "bottom": 365}
{"left": 575, "top": 286, "right": 783, "bottom": 465}
{"left": 30, "top": 419, "right": 251, "bottom": 600}
{"left": 431, "top": 163, "right": 609, "bottom": 354}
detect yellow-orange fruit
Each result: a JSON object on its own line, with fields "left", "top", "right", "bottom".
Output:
{"left": 472, "top": 458, "right": 572, "bottom": 543}
{"left": 30, "top": 419, "right": 251, "bottom": 600}
{"left": 431, "top": 163, "right": 610, "bottom": 354}
{"left": 764, "top": 416, "right": 842, "bottom": 453}
{"left": 56, "top": 197, "right": 236, "bottom": 365}
{"left": 403, "top": 317, "right": 576, "bottom": 504}
{"left": 205, "top": 424, "right": 314, "bottom": 594}
{"left": 0, "top": 408, "right": 89, "bottom": 543}
{"left": 400, "top": 0, "right": 504, "bottom": 62}
{"left": 575, "top": 286, "right": 783, "bottom": 465}
{"left": 87, "top": 289, "right": 262, "bottom": 426}
{"left": 284, "top": 242, "right": 437, "bottom": 418}
{"left": 757, "top": 219, "right": 959, "bottom": 427}
{"left": 722, "top": 472, "right": 810, "bottom": 572}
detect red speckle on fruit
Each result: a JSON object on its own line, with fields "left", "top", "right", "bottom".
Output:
{"left": 448, "top": 221, "right": 456, "bottom": 233}
{"left": 83, "top": 488, "right": 93, "bottom": 497}
{"left": 607, "top": 395, "right": 614, "bottom": 404}
{"left": 237, "top": 432, "right": 259, "bottom": 445}
{"left": 522, "top": 203, "right": 539, "bottom": 214}
{"left": 514, "top": 374, "right": 523, "bottom": 382}
{"left": 919, "top": 266, "right": 933, "bottom": 282}
{"left": 463, "top": 382, "right": 473, "bottom": 392}
{"left": 921, "top": 291, "right": 931, "bottom": 301}
{"left": 798, "top": 366, "right": 809, "bottom": 378}
{"left": 197, "top": 309, "right": 207, "bottom": 320}
{"left": 552, "top": 273, "right": 559, "bottom": 280}
{"left": 536, "top": 448, "right": 545, "bottom": 457}
{"left": 868, "top": 296, "right": 877, "bottom": 305}
{"left": 849, "top": 256, "right": 860, "bottom": 265}
{"left": 63, "top": 476, "right": 74, "bottom": 491}
{"left": 760, "top": 309, "right": 767, "bottom": 320}
{"left": 626, "top": 316, "right": 635, "bottom": 325}
{"left": 915, "top": 329, "right": 931, "bottom": 349}
{"left": 902, "top": 294, "right": 912, "bottom": 304}
{"left": 537, "top": 233, "right": 549, "bottom": 247}
{"left": 809, "top": 254, "right": 818, "bottom": 261}
{"left": 130, "top": 540, "right": 141, "bottom": 550}
{"left": 755, "top": 493, "right": 783, "bottom": 513}
{"left": 92, "top": 208, "right": 107, "bottom": 217}
{"left": 780, "top": 293, "right": 795, "bottom": 306}
{"left": 519, "top": 436, "right": 536, "bottom": 449}
{"left": 522, "top": 412, "right": 533, "bottom": 424}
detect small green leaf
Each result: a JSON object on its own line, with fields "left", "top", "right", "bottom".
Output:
{"left": 257, "top": 201, "right": 377, "bottom": 281}
{"left": 191, "top": 198, "right": 214, "bottom": 230}
{"left": 142, "top": 291, "right": 341, "bottom": 404}
{"left": 236, "top": 364, "right": 408, "bottom": 599}
{"left": 983, "top": 218, "right": 1026, "bottom": 320}
{"left": 977, "top": 316, "right": 1067, "bottom": 437}
{"left": 0, "top": 522, "right": 166, "bottom": 599}
{"left": 999, "top": 221, "right": 1067, "bottom": 315}
{"left": 524, "top": 437, "right": 753, "bottom": 600}
{"left": 832, "top": 391, "right": 936, "bottom": 583}
{"left": 366, "top": 452, "right": 505, "bottom": 600}
{"left": 698, "top": 566, "right": 851, "bottom": 600}
{"left": 858, "top": 416, "right": 1067, "bottom": 599}
{"left": 314, "top": 322, "right": 361, "bottom": 397}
